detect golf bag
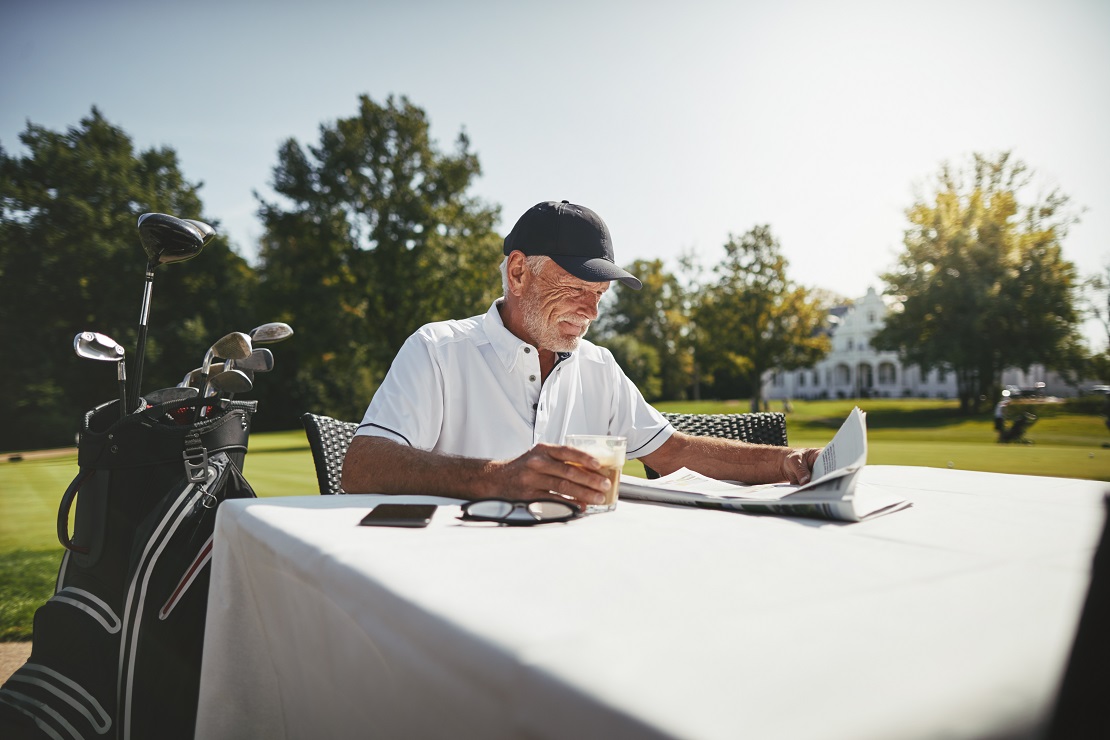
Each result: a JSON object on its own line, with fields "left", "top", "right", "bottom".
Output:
{"left": 0, "top": 396, "right": 257, "bottom": 740}
{"left": 998, "top": 411, "right": 1037, "bottom": 444}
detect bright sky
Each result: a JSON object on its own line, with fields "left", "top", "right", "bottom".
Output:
{"left": 3, "top": 0, "right": 1109, "bottom": 348}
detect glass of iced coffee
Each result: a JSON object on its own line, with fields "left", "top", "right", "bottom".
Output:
{"left": 564, "top": 435, "right": 627, "bottom": 513}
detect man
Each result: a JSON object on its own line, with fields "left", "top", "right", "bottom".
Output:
{"left": 342, "top": 200, "right": 821, "bottom": 509}
{"left": 994, "top": 396, "right": 1010, "bottom": 435}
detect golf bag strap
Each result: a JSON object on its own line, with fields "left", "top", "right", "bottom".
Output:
{"left": 58, "top": 468, "right": 95, "bottom": 553}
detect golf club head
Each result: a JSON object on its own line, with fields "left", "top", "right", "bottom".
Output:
{"left": 142, "top": 386, "right": 200, "bottom": 407}
{"left": 201, "top": 332, "right": 253, "bottom": 374}
{"left": 179, "top": 367, "right": 208, "bottom": 389}
{"left": 74, "top": 331, "right": 125, "bottom": 363}
{"left": 138, "top": 387, "right": 201, "bottom": 421}
{"left": 200, "top": 361, "right": 251, "bottom": 382}
{"left": 182, "top": 219, "right": 216, "bottom": 246}
{"left": 137, "top": 213, "right": 206, "bottom": 267}
{"left": 229, "top": 348, "right": 274, "bottom": 373}
{"left": 249, "top": 322, "right": 294, "bottom": 345}
{"left": 207, "top": 368, "right": 253, "bottom": 395}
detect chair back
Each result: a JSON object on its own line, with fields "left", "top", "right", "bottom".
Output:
{"left": 644, "top": 412, "right": 788, "bottom": 479}
{"left": 301, "top": 413, "right": 359, "bottom": 494}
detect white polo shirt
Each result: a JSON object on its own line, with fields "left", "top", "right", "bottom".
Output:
{"left": 355, "top": 300, "right": 673, "bottom": 461}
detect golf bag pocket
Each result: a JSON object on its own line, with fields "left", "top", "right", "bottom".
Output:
{"left": 0, "top": 398, "right": 256, "bottom": 740}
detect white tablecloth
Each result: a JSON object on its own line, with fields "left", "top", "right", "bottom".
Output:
{"left": 195, "top": 466, "right": 1107, "bottom": 739}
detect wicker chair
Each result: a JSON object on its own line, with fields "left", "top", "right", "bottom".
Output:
{"left": 301, "top": 413, "right": 359, "bottom": 495}
{"left": 643, "top": 411, "right": 788, "bottom": 479}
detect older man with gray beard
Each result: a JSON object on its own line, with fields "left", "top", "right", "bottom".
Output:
{"left": 342, "top": 200, "right": 820, "bottom": 509}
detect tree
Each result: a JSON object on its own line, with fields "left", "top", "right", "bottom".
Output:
{"left": 873, "top": 152, "right": 1085, "bottom": 412}
{"left": 255, "top": 95, "right": 502, "bottom": 426}
{"left": 692, "top": 226, "right": 831, "bottom": 410}
{"left": 593, "top": 258, "right": 693, "bottom": 401}
{"left": 0, "top": 108, "right": 255, "bottom": 450}
{"left": 1078, "top": 263, "right": 1110, "bottom": 384}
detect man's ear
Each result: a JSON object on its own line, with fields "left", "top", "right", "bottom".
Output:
{"left": 506, "top": 251, "right": 529, "bottom": 297}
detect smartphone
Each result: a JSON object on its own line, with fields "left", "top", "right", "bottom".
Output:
{"left": 359, "top": 503, "right": 437, "bottom": 528}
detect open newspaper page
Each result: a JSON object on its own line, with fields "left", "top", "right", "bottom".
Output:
{"left": 620, "top": 407, "right": 909, "bottom": 522}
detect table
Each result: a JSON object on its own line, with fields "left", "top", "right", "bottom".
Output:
{"left": 194, "top": 466, "right": 1107, "bottom": 739}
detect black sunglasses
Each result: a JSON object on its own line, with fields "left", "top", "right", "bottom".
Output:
{"left": 460, "top": 499, "right": 579, "bottom": 526}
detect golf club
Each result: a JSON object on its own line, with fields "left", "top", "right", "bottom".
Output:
{"left": 199, "top": 333, "right": 252, "bottom": 379}
{"left": 141, "top": 386, "right": 200, "bottom": 407}
{"left": 178, "top": 367, "right": 207, "bottom": 389}
{"left": 228, "top": 348, "right": 274, "bottom": 374}
{"left": 74, "top": 331, "right": 128, "bottom": 419}
{"left": 138, "top": 387, "right": 200, "bottom": 421}
{"left": 196, "top": 332, "right": 252, "bottom": 419}
{"left": 183, "top": 219, "right": 217, "bottom": 246}
{"left": 249, "top": 322, "right": 294, "bottom": 345}
{"left": 207, "top": 368, "right": 253, "bottom": 395}
{"left": 131, "top": 213, "right": 209, "bottom": 410}
{"left": 223, "top": 347, "right": 277, "bottom": 404}
{"left": 199, "top": 368, "right": 253, "bottom": 417}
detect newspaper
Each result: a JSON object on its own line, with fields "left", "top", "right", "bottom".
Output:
{"left": 620, "top": 407, "right": 910, "bottom": 522}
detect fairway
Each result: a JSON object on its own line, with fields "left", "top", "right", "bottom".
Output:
{"left": 2, "top": 398, "right": 1109, "bottom": 640}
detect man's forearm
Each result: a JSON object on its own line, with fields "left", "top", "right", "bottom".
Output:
{"left": 641, "top": 433, "right": 802, "bottom": 484}
{"left": 341, "top": 436, "right": 497, "bottom": 499}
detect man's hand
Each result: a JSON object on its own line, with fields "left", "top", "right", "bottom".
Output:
{"left": 781, "top": 447, "right": 822, "bottom": 485}
{"left": 489, "top": 443, "right": 611, "bottom": 509}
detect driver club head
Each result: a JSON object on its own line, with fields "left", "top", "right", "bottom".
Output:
{"left": 248, "top": 322, "right": 294, "bottom": 345}
{"left": 137, "top": 213, "right": 206, "bottom": 267}
{"left": 182, "top": 219, "right": 216, "bottom": 246}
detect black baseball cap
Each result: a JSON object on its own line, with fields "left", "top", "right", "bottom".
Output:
{"left": 503, "top": 200, "right": 642, "bottom": 290}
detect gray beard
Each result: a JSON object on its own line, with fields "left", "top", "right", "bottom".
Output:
{"left": 522, "top": 297, "right": 588, "bottom": 353}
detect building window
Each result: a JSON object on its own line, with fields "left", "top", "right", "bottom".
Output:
{"left": 879, "top": 362, "right": 896, "bottom": 384}
{"left": 798, "top": 372, "right": 806, "bottom": 387}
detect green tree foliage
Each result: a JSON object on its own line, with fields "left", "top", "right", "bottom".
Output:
{"left": 0, "top": 109, "right": 255, "bottom": 449}
{"left": 692, "top": 226, "right": 830, "bottom": 410}
{"left": 1083, "top": 263, "right": 1110, "bottom": 381}
{"left": 255, "top": 95, "right": 502, "bottom": 426}
{"left": 594, "top": 258, "right": 693, "bottom": 401}
{"left": 873, "top": 152, "right": 1085, "bottom": 413}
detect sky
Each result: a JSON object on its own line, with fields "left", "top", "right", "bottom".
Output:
{"left": 3, "top": 0, "right": 1109, "bottom": 348}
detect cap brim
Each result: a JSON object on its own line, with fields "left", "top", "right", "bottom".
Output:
{"left": 551, "top": 256, "right": 642, "bottom": 290}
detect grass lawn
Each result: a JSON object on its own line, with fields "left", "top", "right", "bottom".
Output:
{"left": 2, "top": 398, "right": 1108, "bottom": 640}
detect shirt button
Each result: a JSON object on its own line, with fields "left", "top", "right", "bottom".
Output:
{"left": 524, "top": 347, "right": 531, "bottom": 354}
{"left": 529, "top": 375, "right": 537, "bottom": 382}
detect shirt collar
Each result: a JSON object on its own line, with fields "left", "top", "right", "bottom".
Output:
{"left": 483, "top": 299, "right": 533, "bottom": 371}
{"left": 482, "top": 299, "right": 577, "bottom": 371}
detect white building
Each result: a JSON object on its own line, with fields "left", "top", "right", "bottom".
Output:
{"left": 761, "top": 287, "right": 1075, "bottom": 401}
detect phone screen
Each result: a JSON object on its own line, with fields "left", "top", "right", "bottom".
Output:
{"left": 359, "top": 503, "right": 437, "bottom": 528}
